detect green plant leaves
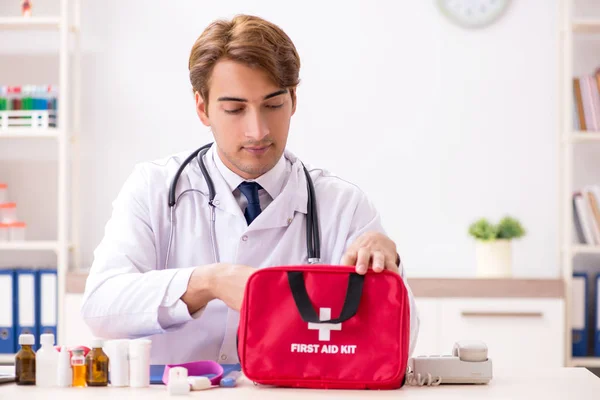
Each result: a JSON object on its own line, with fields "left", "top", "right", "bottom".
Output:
{"left": 468, "top": 216, "right": 525, "bottom": 241}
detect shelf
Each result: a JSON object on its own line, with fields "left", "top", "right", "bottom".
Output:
{"left": 572, "top": 357, "right": 600, "bottom": 368}
{"left": 567, "top": 132, "right": 600, "bottom": 143}
{"left": 0, "top": 129, "right": 60, "bottom": 139}
{"left": 0, "top": 17, "right": 61, "bottom": 31}
{"left": 572, "top": 245, "right": 600, "bottom": 255}
{"left": 573, "top": 19, "right": 600, "bottom": 34}
{"left": 0, "top": 241, "right": 59, "bottom": 251}
{"left": 0, "top": 354, "right": 14, "bottom": 365}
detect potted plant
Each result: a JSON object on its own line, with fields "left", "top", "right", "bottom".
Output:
{"left": 468, "top": 216, "right": 526, "bottom": 277}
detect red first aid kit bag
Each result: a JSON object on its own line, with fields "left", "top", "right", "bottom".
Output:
{"left": 237, "top": 265, "right": 410, "bottom": 389}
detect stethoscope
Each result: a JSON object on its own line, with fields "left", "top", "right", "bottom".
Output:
{"left": 164, "top": 142, "right": 321, "bottom": 269}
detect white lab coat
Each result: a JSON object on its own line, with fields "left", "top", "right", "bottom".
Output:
{"left": 81, "top": 146, "right": 420, "bottom": 365}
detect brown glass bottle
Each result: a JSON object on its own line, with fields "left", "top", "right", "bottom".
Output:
{"left": 15, "top": 333, "right": 36, "bottom": 385}
{"left": 85, "top": 340, "right": 109, "bottom": 386}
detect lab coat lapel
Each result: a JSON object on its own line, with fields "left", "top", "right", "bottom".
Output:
{"left": 202, "top": 149, "right": 245, "bottom": 220}
{"left": 246, "top": 156, "right": 308, "bottom": 233}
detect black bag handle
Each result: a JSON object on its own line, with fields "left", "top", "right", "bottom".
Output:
{"left": 287, "top": 271, "right": 364, "bottom": 324}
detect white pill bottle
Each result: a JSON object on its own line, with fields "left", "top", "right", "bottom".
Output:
{"left": 129, "top": 339, "right": 152, "bottom": 388}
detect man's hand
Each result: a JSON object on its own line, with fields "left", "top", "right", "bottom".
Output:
{"left": 182, "top": 263, "right": 256, "bottom": 314}
{"left": 209, "top": 263, "right": 256, "bottom": 311}
{"left": 340, "top": 231, "right": 399, "bottom": 275}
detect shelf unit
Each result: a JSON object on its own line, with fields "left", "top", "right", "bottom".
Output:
{"left": 0, "top": 241, "right": 61, "bottom": 251}
{"left": 567, "top": 131, "right": 600, "bottom": 143}
{"left": 0, "top": 16, "right": 78, "bottom": 32}
{"left": 559, "top": 2, "right": 600, "bottom": 368}
{"left": 572, "top": 357, "right": 600, "bottom": 368}
{"left": 0, "top": 128, "right": 60, "bottom": 139}
{"left": 0, "top": 0, "right": 81, "bottom": 360}
{"left": 573, "top": 19, "right": 600, "bottom": 34}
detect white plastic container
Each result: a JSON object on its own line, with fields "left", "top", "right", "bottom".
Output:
{"left": 106, "top": 339, "right": 130, "bottom": 387}
{"left": 0, "top": 203, "right": 17, "bottom": 223}
{"left": 0, "top": 223, "right": 8, "bottom": 242}
{"left": 35, "top": 333, "right": 59, "bottom": 387}
{"left": 129, "top": 339, "right": 152, "bottom": 388}
{"left": 56, "top": 346, "right": 72, "bottom": 387}
{"left": 0, "top": 184, "right": 7, "bottom": 203}
{"left": 8, "top": 222, "right": 26, "bottom": 241}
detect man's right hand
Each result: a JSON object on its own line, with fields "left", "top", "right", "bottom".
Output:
{"left": 181, "top": 263, "right": 256, "bottom": 314}
{"left": 209, "top": 263, "right": 256, "bottom": 311}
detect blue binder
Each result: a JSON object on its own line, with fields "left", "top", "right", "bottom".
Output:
{"left": 572, "top": 272, "right": 588, "bottom": 357}
{"left": 0, "top": 269, "right": 16, "bottom": 354}
{"left": 36, "top": 269, "right": 58, "bottom": 341}
{"left": 15, "top": 269, "right": 38, "bottom": 349}
{"left": 596, "top": 275, "right": 600, "bottom": 357}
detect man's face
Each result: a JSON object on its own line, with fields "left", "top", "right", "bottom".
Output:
{"left": 195, "top": 59, "right": 296, "bottom": 179}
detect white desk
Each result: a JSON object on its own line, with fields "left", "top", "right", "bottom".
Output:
{"left": 1, "top": 366, "right": 598, "bottom": 399}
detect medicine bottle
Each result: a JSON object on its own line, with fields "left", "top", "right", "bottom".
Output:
{"left": 71, "top": 349, "right": 86, "bottom": 387}
{"left": 15, "top": 333, "right": 36, "bottom": 385}
{"left": 35, "top": 333, "right": 58, "bottom": 387}
{"left": 56, "top": 346, "right": 72, "bottom": 387}
{"left": 85, "top": 339, "right": 109, "bottom": 386}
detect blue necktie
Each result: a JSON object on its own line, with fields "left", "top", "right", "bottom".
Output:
{"left": 238, "top": 181, "right": 262, "bottom": 225}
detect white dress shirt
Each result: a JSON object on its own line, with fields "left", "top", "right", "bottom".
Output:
{"left": 80, "top": 145, "right": 420, "bottom": 365}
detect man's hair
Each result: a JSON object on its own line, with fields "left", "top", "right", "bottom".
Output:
{"left": 189, "top": 14, "right": 300, "bottom": 109}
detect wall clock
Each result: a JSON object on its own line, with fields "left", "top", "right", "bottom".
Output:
{"left": 436, "top": 0, "right": 511, "bottom": 29}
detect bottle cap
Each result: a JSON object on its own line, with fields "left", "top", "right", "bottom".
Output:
{"left": 18, "top": 333, "right": 34, "bottom": 345}
{"left": 91, "top": 339, "right": 104, "bottom": 348}
{"left": 72, "top": 348, "right": 84, "bottom": 356}
{"left": 40, "top": 333, "right": 55, "bottom": 346}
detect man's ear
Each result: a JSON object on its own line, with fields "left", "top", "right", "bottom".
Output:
{"left": 290, "top": 88, "right": 297, "bottom": 116}
{"left": 195, "top": 91, "right": 210, "bottom": 126}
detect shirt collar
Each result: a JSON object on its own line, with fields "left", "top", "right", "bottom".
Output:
{"left": 212, "top": 146, "right": 288, "bottom": 200}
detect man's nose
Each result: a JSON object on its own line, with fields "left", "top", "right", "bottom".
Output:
{"left": 244, "top": 109, "right": 270, "bottom": 140}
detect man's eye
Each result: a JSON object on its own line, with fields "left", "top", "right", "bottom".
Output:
{"left": 224, "top": 108, "right": 244, "bottom": 114}
{"left": 266, "top": 104, "right": 283, "bottom": 109}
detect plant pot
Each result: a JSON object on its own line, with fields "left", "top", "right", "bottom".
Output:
{"left": 474, "top": 239, "right": 512, "bottom": 278}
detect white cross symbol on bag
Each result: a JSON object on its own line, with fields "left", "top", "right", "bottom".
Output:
{"left": 308, "top": 308, "right": 342, "bottom": 341}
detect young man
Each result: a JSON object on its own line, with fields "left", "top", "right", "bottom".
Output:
{"left": 81, "top": 14, "right": 419, "bottom": 364}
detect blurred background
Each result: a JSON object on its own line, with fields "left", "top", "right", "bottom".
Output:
{"left": 0, "top": 0, "right": 599, "bottom": 378}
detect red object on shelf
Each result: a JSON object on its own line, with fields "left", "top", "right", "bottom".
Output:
{"left": 22, "top": 1, "right": 32, "bottom": 17}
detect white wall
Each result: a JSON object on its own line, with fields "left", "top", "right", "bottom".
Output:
{"left": 1, "top": 0, "right": 599, "bottom": 278}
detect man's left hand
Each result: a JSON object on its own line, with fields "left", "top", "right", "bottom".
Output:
{"left": 340, "top": 231, "right": 400, "bottom": 275}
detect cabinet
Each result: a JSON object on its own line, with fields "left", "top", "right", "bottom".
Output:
{"left": 413, "top": 297, "right": 564, "bottom": 373}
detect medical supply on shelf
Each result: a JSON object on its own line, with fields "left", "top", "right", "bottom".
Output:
{"left": 106, "top": 339, "right": 129, "bottom": 387}
{"left": 0, "top": 85, "right": 59, "bottom": 130}
{"left": 71, "top": 349, "right": 86, "bottom": 387}
{"left": 167, "top": 367, "right": 190, "bottom": 396}
{"left": 85, "top": 339, "right": 109, "bottom": 386}
{"left": 8, "top": 222, "right": 26, "bottom": 241}
{"left": 129, "top": 339, "right": 152, "bottom": 388}
{"left": 36, "top": 333, "right": 59, "bottom": 387}
{"left": 0, "top": 184, "right": 6, "bottom": 203}
{"left": 0, "top": 203, "right": 17, "bottom": 223}
{"left": 22, "top": 0, "right": 32, "bottom": 17}
{"left": 0, "top": 85, "right": 57, "bottom": 111}
{"left": 57, "top": 346, "right": 72, "bottom": 387}
{"left": 0, "top": 223, "right": 8, "bottom": 241}
{"left": 15, "top": 334, "right": 36, "bottom": 386}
